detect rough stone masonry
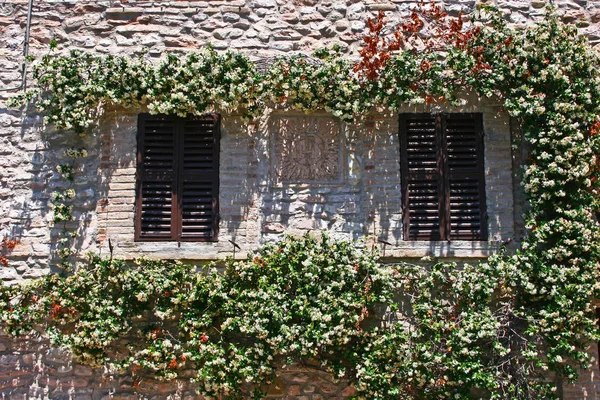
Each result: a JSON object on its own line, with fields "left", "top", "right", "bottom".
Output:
{"left": 0, "top": 0, "right": 599, "bottom": 398}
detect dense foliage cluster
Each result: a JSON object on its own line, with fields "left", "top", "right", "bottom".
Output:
{"left": 4, "top": 4, "right": 600, "bottom": 399}
{"left": 0, "top": 235, "right": 396, "bottom": 399}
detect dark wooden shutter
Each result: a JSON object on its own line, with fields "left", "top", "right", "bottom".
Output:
{"left": 400, "top": 113, "right": 487, "bottom": 241}
{"left": 136, "top": 114, "right": 220, "bottom": 242}
{"left": 136, "top": 114, "right": 177, "bottom": 240}
{"left": 179, "top": 115, "right": 220, "bottom": 241}
{"left": 445, "top": 114, "right": 487, "bottom": 240}
{"left": 400, "top": 114, "right": 443, "bottom": 240}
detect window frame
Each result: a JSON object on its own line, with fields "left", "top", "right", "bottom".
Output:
{"left": 399, "top": 112, "right": 488, "bottom": 241}
{"left": 134, "top": 113, "right": 220, "bottom": 243}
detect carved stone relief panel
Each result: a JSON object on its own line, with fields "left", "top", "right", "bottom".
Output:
{"left": 272, "top": 115, "right": 343, "bottom": 185}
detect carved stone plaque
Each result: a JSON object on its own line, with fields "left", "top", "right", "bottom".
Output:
{"left": 272, "top": 116, "right": 343, "bottom": 185}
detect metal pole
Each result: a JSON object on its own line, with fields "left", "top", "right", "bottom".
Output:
{"left": 0, "top": 0, "right": 34, "bottom": 92}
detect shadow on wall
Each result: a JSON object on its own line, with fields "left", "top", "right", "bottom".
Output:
{"left": 3, "top": 102, "right": 521, "bottom": 272}
{"left": 362, "top": 114, "right": 403, "bottom": 244}
{"left": 257, "top": 111, "right": 403, "bottom": 250}
{"left": 219, "top": 116, "right": 261, "bottom": 251}
{"left": 92, "top": 109, "right": 256, "bottom": 260}
{"left": 0, "top": 105, "right": 98, "bottom": 278}
{"left": 93, "top": 110, "right": 146, "bottom": 259}
{"left": 41, "top": 118, "right": 99, "bottom": 273}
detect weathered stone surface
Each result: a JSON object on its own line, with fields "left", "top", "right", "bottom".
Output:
{"left": 250, "top": 0, "right": 278, "bottom": 8}
{"left": 115, "top": 25, "right": 180, "bottom": 36}
{"left": 222, "top": 12, "right": 241, "bottom": 23}
{"left": 63, "top": 16, "right": 86, "bottom": 32}
{"left": 368, "top": 3, "right": 397, "bottom": 11}
{"left": 226, "top": 6, "right": 252, "bottom": 15}
{"left": 44, "top": 348, "right": 72, "bottom": 366}
{"left": 0, "top": 355, "right": 19, "bottom": 369}
{"left": 272, "top": 29, "right": 303, "bottom": 41}
{"left": 0, "top": 0, "right": 599, "bottom": 398}
{"left": 346, "top": 3, "right": 365, "bottom": 20}
{"left": 265, "top": 377, "right": 285, "bottom": 397}
{"left": 0, "top": 267, "right": 18, "bottom": 281}
{"left": 105, "top": 7, "right": 144, "bottom": 21}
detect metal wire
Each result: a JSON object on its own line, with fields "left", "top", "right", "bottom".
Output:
{"left": 0, "top": 0, "right": 33, "bottom": 92}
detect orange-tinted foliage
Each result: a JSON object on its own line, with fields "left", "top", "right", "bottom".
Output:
{"left": 354, "top": 1, "right": 483, "bottom": 82}
{"left": 0, "top": 236, "right": 18, "bottom": 267}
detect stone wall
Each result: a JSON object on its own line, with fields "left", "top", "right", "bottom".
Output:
{"left": 2, "top": 0, "right": 597, "bottom": 273}
{"left": 92, "top": 100, "right": 514, "bottom": 262}
{"left": 1, "top": 0, "right": 539, "bottom": 272}
{"left": 0, "top": 0, "right": 597, "bottom": 276}
{"left": 0, "top": 0, "right": 599, "bottom": 398}
{"left": 0, "top": 330, "right": 357, "bottom": 400}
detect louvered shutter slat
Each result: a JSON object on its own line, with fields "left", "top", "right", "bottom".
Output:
{"left": 181, "top": 181, "right": 216, "bottom": 238}
{"left": 445, "top": 114, "right": 487, "bottom": 240}
{"left": 400, "top": 113, "right": 486, "bottom": 241}
{"left": 401, "top": 115, "right": 442, "bottom": 240}
{"left": 136, "top": 114, "right": 220, "bottom": 242}
{"left": 179, "top": 116, "right": 220, "bottom": 240}
{"left": 407, "top": 179, "right": 441, "bottom": 239}
{"left": 136, "top": 115, "right": 176, "bottom": 239}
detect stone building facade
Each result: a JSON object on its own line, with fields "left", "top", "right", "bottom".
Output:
{"left": 0, "top": 0, "right": 599, "bottom": 398}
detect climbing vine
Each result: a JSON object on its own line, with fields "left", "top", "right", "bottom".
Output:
{"left": 51, "top": 147, "right": 87, "bottom": 271}
{"left": 0, "top": 234, "right": 396, "bottom": 399}
{"left": 4, "top": 4, "right": 600, "bottom": 399}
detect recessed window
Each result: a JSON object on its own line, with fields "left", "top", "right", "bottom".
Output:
{"left": 135, "top": 113, "right": 220, "bottom": 242}
{"left": 399, "top": 113, "right": 487, "bottom": 241}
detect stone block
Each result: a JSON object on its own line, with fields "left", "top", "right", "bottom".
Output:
{"left": 105, "top": 7, "right": 144, "bottom": 20}
{"left": 367, "top": 4, "right": 397, "bottom": 11}
{"left": 350, "top": 20, "right": 366, "bottom": 32}
{"left": 287, "top": 385, "right": 301, "bottom": 395}
{"left": 249, "top": 0, "right": 277, "bottom": 8}
{"left": 222, "top": 12, "right": 241, "bottom": 23}
{"left": 273, "top": 29, "right": 303, "bottom": 40}
{"left": 0, "top": 268, "right": 18, "bottom": 281}
{"left": 0, "top": 355, "right": 19, "bottom": 369}
{"left": 63, "top": 16, "right": 86, "bottom": 31}
{"left": 44, "top": 348, "right": 72, "bottom": 366}
{"left": 346, "top": 3, "right": 365, "bottom": 20}
{"left": 221, "top": 6, "right": 251, "bottom": 14}
{"left": 300, "top": 12, "right": 325, "bottom": 22}
{"left": 200, "top": 19, "right": 227, "bottom": 31}
{"left": 262, "top": 223, "right": 285, "bottom": 233}
{"left": 233, "top": 21, "right": 251, "bottom": 29}
{"left": 282, "top": 13, "right": 299, "bottom": 23}
{"left": 265, "top": 377, "right": 285, "bottom": 397}
{"left": 341, "top": 385, "right": 356, "bottom": 397}
{"left": 116, "top": 24, "right": 180, "bottom": 36}
{"left": 0, "top": 376, "right": 33, "bottom": 390}
{"left": 271, "top": 41, "right": 296, "bottom": 51}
